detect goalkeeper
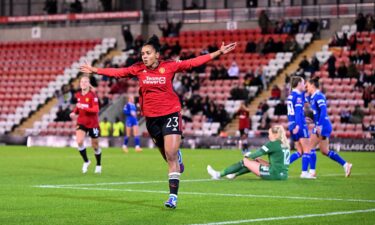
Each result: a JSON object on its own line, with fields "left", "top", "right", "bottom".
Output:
{"left": 207, "top": 125, "right": 290, "bottom": 180}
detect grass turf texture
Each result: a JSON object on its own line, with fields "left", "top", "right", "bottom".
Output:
{"left": 0, "top": 146, "right": 374, "bottom": 225}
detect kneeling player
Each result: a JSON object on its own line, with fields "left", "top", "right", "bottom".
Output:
{"left": 207, "top": 125, "right": 290, "bottom": 180}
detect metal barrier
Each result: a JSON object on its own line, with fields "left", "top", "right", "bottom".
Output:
{"left": 150, "top": 3, "right": 375, "bottom": 23}
{"left": 0, "top": 3, "right": 373, "bottom": 26}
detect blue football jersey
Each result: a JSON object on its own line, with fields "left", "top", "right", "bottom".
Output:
{"left": 308, "top": 90, "right": 331, "bottom": 128}
{"left": 123, "top": 102, "right": 137, "bottom": 119}
{"left": 287, "top": 90, "right": 307, "bottom": 131}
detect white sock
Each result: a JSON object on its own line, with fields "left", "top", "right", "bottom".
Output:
{"left": 78, "top": 145, "right": 86, "bottom": 151}
{"left": 94, "top": 148, "right": 101, "bottom": 155}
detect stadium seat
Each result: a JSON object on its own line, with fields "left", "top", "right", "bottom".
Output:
{"left": 1, "top": 39, "right": 108, "bottom": 135}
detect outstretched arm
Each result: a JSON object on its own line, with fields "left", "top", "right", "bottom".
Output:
{"left": 80, "top": 61, "right": 137, "bottom": 78}
{"left": 244, "top": 149, "right": 266, "bottom": 159}
{"left": 211, "top": 42, "right": 237, "bottom": 59}
{"left": 244, "top": 141, "right": 273, "bottom": 160}
{"left": 175, "top": 42, "right": 236, "bottom": 72}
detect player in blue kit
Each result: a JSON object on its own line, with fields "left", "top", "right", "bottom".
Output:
{"left": 287, "top": 76, "right": 314, "bottom": 179}
{"left": 122, "top": 95, "right": 142, "bottom": 153}
{"left": 306, "top": 77, "right": 352, "bottom": 177}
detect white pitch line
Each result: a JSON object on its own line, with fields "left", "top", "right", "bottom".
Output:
{"left": 34, "top": 172, "right": 366, "bottom": 188}
{"left": 35, "top": 178, "right": 213, "bottom": 188}
{"left": 289, "top": 172, "right": 366, "bottom": 178}
{"left": 35, "top": 186, "right": 375, "bottom": 203}
{"left": 188, "top": 208, "right": 375, "bottom": 225}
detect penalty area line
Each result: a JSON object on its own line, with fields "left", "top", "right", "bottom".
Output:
{"left": 188, "top": 208, "right": 375, "bottom": 225}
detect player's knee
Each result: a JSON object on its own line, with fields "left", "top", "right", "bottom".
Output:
{"left": 243, "top": 158, "right": 253, "bottom": 168}
{"left": 321, "top": 149, "right": 329, "bottom": 156}
{"left": 94, "top": 147, "right": 101, "bottom": 155}
{"left": 302, "top": 147, "right": 310, "bottom": 153}
{"left": 165, "top": 150, "right": 178, "bottom": 162}
{"left": 77, "top": 140, "right": 84, "bottom": 147}
{"left": 92, "top": 141, "right": 99, "bottom": 149}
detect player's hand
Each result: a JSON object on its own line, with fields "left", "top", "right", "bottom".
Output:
{"left": 292, "top": 125, "right": 299, "bottom": 134}
{"left": 220, "top": 42, "right": 237, "bottom": 54}
{"left": 306, "top": 117, "right": 313, "bottom": 124}
{"left": 80, "top": 60, "right": 98, "bottom": 74}
{"left": 316, "top": 126, "right": 322, "bottom": 135}
{"left": 69, "top": 112, "right": 76, "bottom": 120}
{"left": 243, "top": 151, "right": 251, "bottom": 158}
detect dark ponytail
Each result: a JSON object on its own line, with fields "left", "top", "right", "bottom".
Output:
{"left": 143, "top": 34, "right": 161, "bottom": 53}
{"left": 308, "top": 76, "right": 320, "bottom": 88}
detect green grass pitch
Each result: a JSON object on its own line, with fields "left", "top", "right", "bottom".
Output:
{"left": 1, "top": 146, "right": 374, "bottom": 225}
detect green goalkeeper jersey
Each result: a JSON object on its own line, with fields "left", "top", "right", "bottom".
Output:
{"left": 247, "top": 140, "right": 290, "bottom": 176}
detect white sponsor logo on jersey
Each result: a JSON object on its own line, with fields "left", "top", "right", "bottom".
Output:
{"left": 143, "top": 76, "right": 166, "bottom": 85}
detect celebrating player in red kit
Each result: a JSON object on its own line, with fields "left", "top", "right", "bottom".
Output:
{"left": 70, "top": 75, "right": 102, "bottom": 174}
{"left": 80, "top": 35, "right": 236, "bottom": 208}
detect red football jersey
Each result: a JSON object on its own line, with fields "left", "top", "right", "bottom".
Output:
{"left": 238, "top": 109, "right": 250, "bottom": 130}
{"left": 97, "top": 54, "right": 212, "bottom": 117}
{"left": 73, "top": 90, "right": 99, "bottom": 128}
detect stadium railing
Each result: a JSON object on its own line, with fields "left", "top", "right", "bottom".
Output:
{"left": 0, "top": 3, "right": 374, "bottom": 27}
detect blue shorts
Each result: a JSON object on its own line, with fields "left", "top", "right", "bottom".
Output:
{"left": 290, "top": 125, "right": 309, "bottom": 142}
{"left": 312, "top": 125, "right": 332, "bottom": 138}
{"left": 126, "top": 117, "right": 138, "bottom": 127}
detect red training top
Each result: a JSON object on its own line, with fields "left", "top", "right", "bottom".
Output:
{"left": 73, "top": 90, "right": 99, "bottom": 128}
{"left": 238, "top": 109, "right": 250, "bottom": 130}
{"left": 97, "top": 54, "right": 212, "bottom": 117}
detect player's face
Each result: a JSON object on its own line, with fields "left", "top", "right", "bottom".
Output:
{"left": 298, "top": 79, "right": 305, "bottom": 92}
{"left": 268, "top": 129, "right": 276, "bottom": 141}
{"left": 128, "top": 95, "right": 134, "bottom": 103}
{"left": 80, "top": 77, "right": 90, "bottom": 91}
{"left": 141, "top": 45, "right": 160, "bottom": 67}
{"left": 306, "top": 82, "right": 313, "bottom": 94}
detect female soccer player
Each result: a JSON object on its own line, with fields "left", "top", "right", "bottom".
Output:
{"left": 207, "top": 125, "right": 290, "bottom": 180}
{"left": 287, "top": 76, "right": 314, "bottom": 179}
{"left": 69, "top": 75, "right": 102, "bottom": 174}
{"left": 80, "top": 35, "right": 236, "bottom": 209}
{"left": 122, "top": 95, "right": 142, "bottom": 153}
{"left": 306, "top": 77, "right": 352, "bottom": 177}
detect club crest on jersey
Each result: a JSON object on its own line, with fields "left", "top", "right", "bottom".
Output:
{"left": 297, "top": 98, "right": 302, "bottom": 103}
{"left": 159, "top": 67, "right": 165, "bottom": 74}
{"left": 85, "top": 98, "right": 89, "bottom": 102}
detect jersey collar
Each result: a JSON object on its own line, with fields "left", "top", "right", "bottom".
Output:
{"left": 292, "top": 89, "right": 301, "bottom": 94}
{"left": 311, "top": 90, "right": 320, "bottom": 99}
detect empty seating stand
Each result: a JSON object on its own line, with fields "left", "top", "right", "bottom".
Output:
{"left": 0, "top": 38, "right": 116, "bottom": 135}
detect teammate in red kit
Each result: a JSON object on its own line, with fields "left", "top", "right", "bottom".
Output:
{"left": 80, "top": 35, "right": 236, "bottom": 208}
{"left": 69, "top": 75, "right": 102, "bottom": 174}
{"left": 237, "top": 103, "right": 251, "bottom": 154}
{"left": 238, "top": 103, "right": 251, "bottom": 136}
